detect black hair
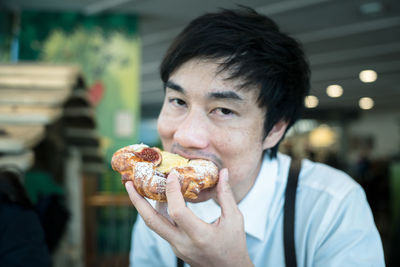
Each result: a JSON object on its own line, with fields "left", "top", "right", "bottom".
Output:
{"left": 160, "top": 7, "right": 310, "bottom": 157}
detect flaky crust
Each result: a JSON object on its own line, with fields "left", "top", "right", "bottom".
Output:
{"left": 111, "top": 144, "right": 219, "bottom": 202}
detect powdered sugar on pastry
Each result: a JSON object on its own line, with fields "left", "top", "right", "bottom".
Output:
{"left": 129, "top": 143, "right": 148, "bottom": 151}
{"left": 134, "top": 162, "right": 154, "bottom": 181}
{"left": 188, "top": 160, "right": 219, "bottom": 181}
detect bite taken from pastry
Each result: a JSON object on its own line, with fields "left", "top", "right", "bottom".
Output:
{"left": 111, "top": 144, "right": 219, "bottom": 202}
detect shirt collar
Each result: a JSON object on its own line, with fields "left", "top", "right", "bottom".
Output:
{"left": 187, "top": 154, "right": 278, "bottom": 241}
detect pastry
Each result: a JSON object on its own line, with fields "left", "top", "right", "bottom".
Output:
{"left": 111, "top": 144, "right": 219, "bottom": 202}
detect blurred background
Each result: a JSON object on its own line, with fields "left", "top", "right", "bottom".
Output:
{"left": 0, "top": 0, "right": 399, "bottom": 266}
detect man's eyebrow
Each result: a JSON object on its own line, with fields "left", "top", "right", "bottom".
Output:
{"left": 165, "top": 80, "right": 243, "bottom": 101}
{"left": 164, "top": 80, "right": 184, "bottom": 93}
{"left": 208, "top": 91, "right": 243, "bottom": 101}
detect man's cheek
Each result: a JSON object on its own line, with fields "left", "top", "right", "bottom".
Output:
{"left": 158, "top": 119, "right": 173, "bottom": 138}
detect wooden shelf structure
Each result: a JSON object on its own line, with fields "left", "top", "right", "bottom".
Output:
{"left": 0, "top": 63, "right": 105, "bottom": 267}
{"left": 0, "top": 63, "right": 82, "bottom": 171}
{"left": 0, "top": 63, "right": 131, "bottom": 267}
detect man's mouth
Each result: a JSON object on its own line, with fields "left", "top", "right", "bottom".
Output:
{"left": 170, "top": 143, "right": 223, "bottom": 169}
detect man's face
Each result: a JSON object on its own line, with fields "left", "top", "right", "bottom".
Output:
{"left": 157, "top": 59, "right": 269, "bottom": 202}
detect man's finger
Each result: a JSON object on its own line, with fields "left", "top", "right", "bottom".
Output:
{"left": 216, "top": 168, "right": 239, "bottom": 218}
{"left": 165, "top": 171, "right": 186, "bottom": 206}
{"left": 165, "top": 172, "right": 207, "bottom": 235}
{"left": 125, "top": 181, "right": 177, "bottom": 242}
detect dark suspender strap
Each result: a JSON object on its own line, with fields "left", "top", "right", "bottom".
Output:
{"left": 177, "top": 257, "right": 184, "bottom": 267}
{"left": 284, "top": 158, "right": 301, "bottom": 267}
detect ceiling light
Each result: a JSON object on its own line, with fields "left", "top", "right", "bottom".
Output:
{"left": 305, "top": 95, "right": 319, "bottom": 108}
{"left": 326, "top": 85, "right": 343, "bottom": 98}
{"left": 359, "top": 97, "right": 374, "bottom": 110}
{"left": 359, "top": 69, "right": 377, "bottom": 83}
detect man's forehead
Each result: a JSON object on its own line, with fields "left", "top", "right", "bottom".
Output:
{"left": 168, "top": 58, "right": 260, "bottom": 100}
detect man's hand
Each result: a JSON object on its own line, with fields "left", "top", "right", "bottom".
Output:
{"left": 125, "top": 168, "right": 253, "bottom": 267}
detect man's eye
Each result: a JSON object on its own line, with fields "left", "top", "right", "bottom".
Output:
{"left": 169, "top": 98, "right": 186, "bottom": 107}
{"left": 214, "top": 108, "right": 234, "bottom": 116}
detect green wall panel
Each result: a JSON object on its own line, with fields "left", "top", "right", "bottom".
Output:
{"left": 19, "top": 11, "right": 140, "bottom": 162}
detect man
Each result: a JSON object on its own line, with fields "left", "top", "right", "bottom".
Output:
{"left": 125, "top": 7, "right": 385, "bottom": 267}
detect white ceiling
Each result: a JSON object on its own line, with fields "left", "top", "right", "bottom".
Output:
{"left": 2, "top": 0, "right": 400, "bottom": 119}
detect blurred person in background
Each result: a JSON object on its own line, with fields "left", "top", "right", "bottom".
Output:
{"left": 125, "top": 7, "right": 385, "bottom": 267}
{"left": 0, "top": 166, "right": 51, "bottom": 267}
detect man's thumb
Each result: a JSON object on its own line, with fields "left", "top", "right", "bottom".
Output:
{"left": 217, "top": 168, "right": 237, "bottom": 217}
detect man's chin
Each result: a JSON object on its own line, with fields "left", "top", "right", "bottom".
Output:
{"left": 185, "top": 187, "right": 216, "bottom": 203}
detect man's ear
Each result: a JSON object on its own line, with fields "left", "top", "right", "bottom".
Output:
{"left": 262, "top": 120, "right": 289, "bottom": 150}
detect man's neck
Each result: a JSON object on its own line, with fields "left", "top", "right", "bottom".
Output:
{"left": 215, "top": 156, "right": 264, "bottom": 205}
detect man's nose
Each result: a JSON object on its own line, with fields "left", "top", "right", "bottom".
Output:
{"left": 173, "top": 111, "right": 209, "bottom": 149}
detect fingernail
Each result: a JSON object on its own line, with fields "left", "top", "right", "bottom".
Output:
{"left": 125, "top": 181, "right": 132, "bottom": 192}
{"left": 125, "top": 180, "right": 132, "bottom": 187}
{"left": 166, "top": 171, "right": 177, "bottom": 184}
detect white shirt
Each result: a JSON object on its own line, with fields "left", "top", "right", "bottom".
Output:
{"left": 130, "top": 153, "right": 385, "bottom": 267}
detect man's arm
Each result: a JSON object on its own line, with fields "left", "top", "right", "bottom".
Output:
{"left": 126, "top": 169, "right": 254, "bottom": 267}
